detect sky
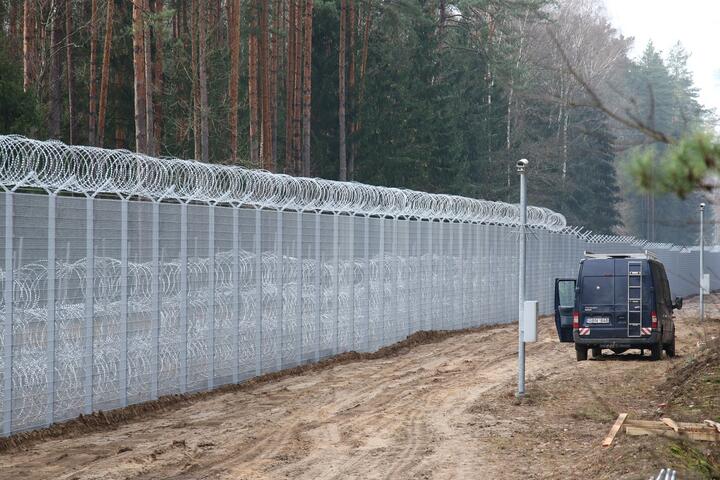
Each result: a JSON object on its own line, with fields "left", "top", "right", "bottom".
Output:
{"left": 604, "top": 0, "right": 720, "bottom": 121}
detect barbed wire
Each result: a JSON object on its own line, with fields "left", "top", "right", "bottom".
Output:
{"left": 0, "top": 135, "right": 567, "bottom": 231}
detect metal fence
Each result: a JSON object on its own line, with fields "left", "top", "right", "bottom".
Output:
{"left": 0, "top": 136, "right": 716, "bottom": 437}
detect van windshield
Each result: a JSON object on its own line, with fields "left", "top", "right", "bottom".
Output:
{"left": 581, "top": 276, "right": 614, "bottom": 305}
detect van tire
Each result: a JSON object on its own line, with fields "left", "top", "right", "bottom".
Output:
{"left": 665, "top": 334, "right": 676, "bottom": 358}
{"left": 649, "top": 343, "right": 662, "bottom": 361}
{"left": 575, "top": 344, "right": 588, "bottom": 361}
{"left": 591, "top": 347, "right": 602, "bottom": 358}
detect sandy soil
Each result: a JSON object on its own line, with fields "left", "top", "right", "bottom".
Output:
{"left": 2, "top": 297, "right": 719, "bottom": 480}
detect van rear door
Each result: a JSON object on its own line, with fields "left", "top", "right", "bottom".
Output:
{"left": 554, "top": 278, "right": 575, "bottom": 342}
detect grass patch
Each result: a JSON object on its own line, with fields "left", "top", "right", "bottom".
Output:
{"left": 668, "top": 442, "right": 720, "bottom": 479}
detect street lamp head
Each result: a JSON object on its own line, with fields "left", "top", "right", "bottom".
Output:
{"left": 516, "top": 158, "right": 529, "bottom": 173}
{"left": 700, "top": 202, "right": 706, "bottom": 210}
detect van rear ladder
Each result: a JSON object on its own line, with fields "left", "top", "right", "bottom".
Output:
{"left": 627, "top": 261, "right": 642, "bottom": 337}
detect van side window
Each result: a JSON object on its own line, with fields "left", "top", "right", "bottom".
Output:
{"left": 660, "top": 267, "right": 672, "bottom": 305}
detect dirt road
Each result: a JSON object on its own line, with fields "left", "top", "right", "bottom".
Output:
{"left": 2, "top": 298, "right": 719, "bottom": 480}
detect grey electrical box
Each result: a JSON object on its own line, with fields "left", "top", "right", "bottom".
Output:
{"left": 523, "top": 300, "right": 538, "bottom": 343}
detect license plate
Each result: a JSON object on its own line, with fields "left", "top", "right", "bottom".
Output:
{"left": 586, "top": 317, "right": 610, "bottom": 324}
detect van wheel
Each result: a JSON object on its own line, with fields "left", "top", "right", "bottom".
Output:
{"left": 591, "top": 347, "right": 602, "bottom": 358}
{"left": 665, "top": 334, "right": 676, "bottom": 358}
{"left": 649, "top": 343, "right": 662, "bottom": 361}
{"left": 575, "top": 345, "right": 588, "bottom": 361}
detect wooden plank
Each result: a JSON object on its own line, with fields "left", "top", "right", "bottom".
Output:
{"left": 704, "top": 420, "right": 720, "bottom": 433}
{"left": 661, "top": 417, "right": 679, "bottom": 433}
{"left": 602, "top": 413, "right": 628, "bottom": 447}
{"left": 626, "top": 425, "right": 720, "bottom": 442}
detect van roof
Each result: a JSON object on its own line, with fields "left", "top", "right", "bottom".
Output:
{"left": 584, "top": 251, "right": 658, "bottom": 261}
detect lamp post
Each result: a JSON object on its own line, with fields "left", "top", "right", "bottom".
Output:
{"left": 517, "top": 159, "right": 528, "bottom": 398}
{"left": 700, "top": 202, "right": 705, "bottom": 323}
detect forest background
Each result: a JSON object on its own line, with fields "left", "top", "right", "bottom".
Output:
{"left": 0, "top": 0, "right": 715, "bottom": 243}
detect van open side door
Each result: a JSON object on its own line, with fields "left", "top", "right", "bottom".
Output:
{"left": 554, "top": 278, "right": 576, "bottom": 342}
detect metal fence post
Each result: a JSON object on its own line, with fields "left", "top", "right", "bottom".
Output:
{"left": 255, "top": 208, "right": 263, "bottom": 375}
{"left": 120, "top": 198, "right": 129, "bottom": 405}
{"left": 46, "top": 193, "right": 56, "bottom": 426}
{"left": 151, "top": 200, "right": 160, "bottom": 399}
{"left": 3, "top": 190, "right": 14, "bottom": 436}
{"left": 427, "top": 220, "right": 433, "bottom": 331}
{"left": 392, "top": 217, "right": 398, "bottom": 341}
{"left": 416, "top": 219, "right": 422, "bottom": 334}
{"left": 379, "top": 218, "right": 385, "bottom": 345}
{"left": 314, "top": 212, "right": 321, "bottom": 361}
{"left": 296, "top": 210, "right": 303, "bottom": 364}
{"left": 179, "top": 202, "right": 188, "bottom": 393}
{"left": 232, "top": 206, "right": 240, "bottom": 383}
{"left": 333, "top": 213, "right": 339, "bottom": 354}
{"left": 364, "top": 215, "right": 370, "bottom": 351}
{"left": 459, "top": 222, "right": 465, "bottom": 329}
{"left": 84, "top": 195, "right": 94, "bottom": 415}
{"left": 276, "top": 209, "right": 284, "bottom": 370}
{"left": 349, "top": 215, "right": 355, "bottom": 350}
{"left": 208, "top": 203, "right": 215, "bottom": 389}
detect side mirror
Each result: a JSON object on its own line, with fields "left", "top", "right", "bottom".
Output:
{"left": 673, "top": 297, "right": 683, "bottom": 310}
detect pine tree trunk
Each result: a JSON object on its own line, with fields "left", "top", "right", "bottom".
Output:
{"left": 132, "top": 0, "right": 148, "bottom": 153}
{"left": 153, "top": 0, "right": 164, "bottom": 153}
{"left": 65, "top": 0, "right": 74, "bottom": 144}
{"left": 270, "top": 0, "right": 281, "bottom": 171}
{"left": 260, "top": 0, "right": 274, "bottom": 170}
{"left": 22, "top": 0, "right": 36, "bottom": 92}
{"left": 338, "top": 0, "right": 347, "bottom": 181}
{"left": 9, "top": 2, "right": 19, "bottom": 53}
{"left": 292, "top": 0, "right": 302, "bottom": 174}
{"left": 198, "top": 0, "right": 209, "bottom": 162}
{"left": 97, "top": 0, "right": 114, "bottom": 147}
{"left": 284, "top": 0, "right": 296, "bottom": 173}
{"left": 190, "top": 0, "right": 200, "bottom": 159}
{"left": 248, "top": 1, "right": 259, "bottom": 166}
{"left": 48, "top": 0, "right": 63, "bottom": 138}
{"left": 301, "top": 0, "right": 313, "bottom": 177}
{"left": 347, "top": 0, "right": 356, "bottom": 179}
{"left": 352, "top": 0, "right": 372, "bottom": 174}
{"left": 228, "top": 0, "right": 241, "bottom": 163}
{"left": 144, "top": 1, "right": 155, "bottom": 155}
{"left": 88, "top": 0, "right": 98, "bottom": 144}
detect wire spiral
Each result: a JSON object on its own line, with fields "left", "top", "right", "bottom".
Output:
{"left": 0, "top": 135, "right": 566, "bottom": 230}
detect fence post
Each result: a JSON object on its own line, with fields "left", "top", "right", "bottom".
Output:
{"left": 364, "top": 215, "right": 370, "bottom": 351}
{"left": 438, "top": 221, "right": 444, "bottom": 330}
{"left": 179, "top": 202, "right": 188, "bottom": 393}
{"left": 276, "top": 209, "right": 284, "bottom": 370}
{"left": 459, "top": 222, "right": 465, "bottom": 329}
{"left": 392, "top": 217, "right": 398, "bottom": 341}
{"left": 416, "top": 219, "right": 422, "bottom": 335}
{"left": 254, "top": 208, "right": 263, "bottom": 375}
{"left": 379, "top": 218, "right": 385, "bottom": 345}
{"left": 151, "top": 200, "right": 160, "bottom": 399}
{"left": 232, "top": 206, "right": 240, "bottom": 383}
{"left": 46, "top": 193, "right": 56, "bottom": 426}
{"left": 208, "top": 203, "right": 215, "bottom": 389}
{"left": 349, "top": 215, "right": 355, "bottom": 350}
{"left": 120, "top": 198, "right": 129, "bottom": 405}
{"left": 427, "top": 220, "right": 433, "bottom": 331}
{"left": 3, "top": 190, "right": 14, "bottom": 436}
{"left": 333, "top": 213, "right": 339, "bottom": 354}
{"left": 314, "top": 212, "right": 321, "bottom": 361}
{"left": 296, "top": 210, "right": 303, "bottom": 365}
{"left": 84, "top": 195, "right": 94, "bottom": 415}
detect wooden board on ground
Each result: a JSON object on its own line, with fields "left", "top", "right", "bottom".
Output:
{"left": 625, "top": 419, "right": 720, "bottom": 442}
{"left": 602, "top": 413, "right": 628, "bottom": 447}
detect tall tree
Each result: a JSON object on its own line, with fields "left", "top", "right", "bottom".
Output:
{"left": 259, "top": 0, "right": 273, "bottom": 170}
{"left": 144, "top": 0, "right": 155, "bottom": 155}
{"left": 190, "top": 0, "right": 200, "bottom": 159}
{"left": 97, "top": 0, "right": 114, "bottom": 147}
{"left": 248, "top": 0, "right": 259, "bottom": 166}
{"left": 65, "top": 0, "right": 74, "bottom": 143}
{"left": 88, "top": 0, "right": 98, "bottom": 144}
{"left": 338, "top": 0, "right": 347, "bottom": 181}
{"left": 22, "top": 0, "right": 35, "bottom": 92}
{"left": 132, "top": 0, "right": 148, "bottom": 153}
{"left": 153, "top": 0, "right": 164, "bottom": 152}
{"left": 285, "top": 0, "right": 296, "bottom": 172}
{"left": 197, "top": 0, "right": 209, "bottom": 161}
{"left": 48, "top": 0, "right": 63, "bottom": 137}
{"left": 228, "top": 0, "right": 241, "bottom": 163}
{"left": 301, "top": 0, "right": 313, "bottom": 177}
{"left": 292, "top": 0, "right": 302, "bottom": 174}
